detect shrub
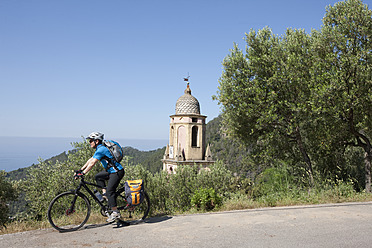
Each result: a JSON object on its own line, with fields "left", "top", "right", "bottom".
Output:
{"left": 191, "top": 188, "right": 222, "bottom": 211}
{"left": 253, "top": 165, "right": 297, "bottom": 198}
{"left": 23, "top": 140, "right": 96, "bottom": 219}
{"left": 0, "top": 171, "right": 18, "bottom": 227}
{"left": 125, "top": 161, "right": 236, "bottom": 215}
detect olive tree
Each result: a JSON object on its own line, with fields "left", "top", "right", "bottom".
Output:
{"left": 312, "top": 0, "right": 372, "bottom": 191}
{"left": 215, "top": 27, "right": 316, "bottom": 185}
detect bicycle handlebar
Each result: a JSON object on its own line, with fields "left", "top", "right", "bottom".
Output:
{"left": 74, "top": 170, "right": 85, "bottom": 180}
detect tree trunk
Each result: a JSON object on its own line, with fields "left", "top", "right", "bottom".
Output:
{"left": 295, "top": 126, "right": 314, "bottom": 187}
{"left": 354, "top": 134, "right": 371, "bottom": 193}
{"left": 365, "top": 151, "right": 372, "bottom": 193}
{"left": 347, "top": 110, "right": 371, "bottom": 193}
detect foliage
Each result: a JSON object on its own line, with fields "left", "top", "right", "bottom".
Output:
{"left": 253, "top": 165, "right": 296, "bottom": 198}
{"left": 250, "top": 163, "right": 362, "bottom": 207}
{"left": 191, "top": 188, "right": 222, "bottom": 211}
{"left": 215, "top": 26, "right": 316, "bottom": 185}
{"left": 0, "top": 171, "right": 18, "bottom": 227}
{"left": 23, "top": 140, "right": 95, "bottom": 220}
{"left": 311, "top": 0, "right": 372, "bottom": 191}
{"left": 140, "top": 161, "right": 250, "bottom": 214}
{"left": 206, "top": 115, "right": 255, "bottom": 177}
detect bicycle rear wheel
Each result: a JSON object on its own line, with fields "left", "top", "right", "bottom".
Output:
{"left": 117, "top": 191, "right": 150, "bottom": 221}
{"left": 47, "top": 191, "right": 91, "bottom": 232}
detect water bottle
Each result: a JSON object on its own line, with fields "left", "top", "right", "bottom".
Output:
{"left": 94, "top": 189, "right": 104, "bottom": 202}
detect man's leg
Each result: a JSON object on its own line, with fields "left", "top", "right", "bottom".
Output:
{"left": 106, "top": 170, "right": 125, "bottom": 222}
{"left": 106, "top": 170, "right": 125, "bottom": 208}
{"left": 95, "top": 171, "right": 109, "bottom": 193}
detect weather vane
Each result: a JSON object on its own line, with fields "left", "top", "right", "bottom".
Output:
{"left": 183, "top": 73, "right": 190, "bottom": 86}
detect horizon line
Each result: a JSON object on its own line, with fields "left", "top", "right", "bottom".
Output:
{"left": 0, "top": 136, "right": 168, "bottom": 141}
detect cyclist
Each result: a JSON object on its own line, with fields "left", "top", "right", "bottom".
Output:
{"left": 75, "top": 132, "right": 125, "bottom": 222}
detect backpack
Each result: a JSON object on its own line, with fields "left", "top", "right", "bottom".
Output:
{"left": 124, "top": 179, "right": 144, "bottom": 206}
{"left": 103, "top": 140, "right": 124, "bottom": 170}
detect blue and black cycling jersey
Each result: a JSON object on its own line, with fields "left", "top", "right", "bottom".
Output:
{"left": 93, "top": 144, "right": 123, "bottom": 173}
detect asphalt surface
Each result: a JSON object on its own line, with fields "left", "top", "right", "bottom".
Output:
{"left": 2, "top": 202, "right": 372, "bottom": 248}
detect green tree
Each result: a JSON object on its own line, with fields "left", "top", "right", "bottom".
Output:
{"left": 0, "top": 171, "right": 18, "bottom": 227}
{"left": 312, "top": 0, "right": 372, "bottom": 192}
{"left": 215, "top": 27, "right": 315, "bottom": 185}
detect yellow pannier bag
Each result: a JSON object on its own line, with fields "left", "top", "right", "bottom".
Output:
{"left": 124, "top": 179, "right": 144, "bottom": 206}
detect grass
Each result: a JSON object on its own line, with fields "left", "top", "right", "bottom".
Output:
{"left": 184, "top": 189, "right": 372, "bottom": 214}
{"left": 0, "top": 211, "right": 106, "bottom": 235}
{"left": 1, "top": 219, "right": 50, "bottom": 235}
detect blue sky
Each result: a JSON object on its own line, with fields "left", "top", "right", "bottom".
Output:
{"left": 1, "top": 0, "right": 366, "bottom": 140}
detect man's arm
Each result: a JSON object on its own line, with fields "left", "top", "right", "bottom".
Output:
{"left": 81, "top": 158, "right": 99, "bottom": 174}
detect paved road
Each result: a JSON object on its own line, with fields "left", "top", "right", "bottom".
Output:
{"left": 2, "top": 202, "right": 372, "bottom": 248}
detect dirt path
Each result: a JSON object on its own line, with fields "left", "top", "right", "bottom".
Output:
{"left": 2, "top": 202, "right": 372, "bottom": 248}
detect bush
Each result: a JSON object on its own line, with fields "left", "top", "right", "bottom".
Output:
{"left": 23, "top": 140, "right": 96, "bottom": 219}
{"left": 125, "top": 161, "right": 236, "bottom": 215}
{"left": 191, "top": 188, "right": 222, "bottom": 211}
{"left": 0, "top": 171, "right": 18, "bottom": 227}
{"left": 253, "top": 165, "right": 297, "bottom": 198}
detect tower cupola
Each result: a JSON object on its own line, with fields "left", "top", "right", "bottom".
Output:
{"left": 175, "top": 83, "right": 200, "bottom": 115}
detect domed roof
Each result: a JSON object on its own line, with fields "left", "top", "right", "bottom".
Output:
{"left": 175, "top": 84, "right": 200, "bottom": 115}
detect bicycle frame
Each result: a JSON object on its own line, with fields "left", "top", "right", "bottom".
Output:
{"left": 74, "top": 177, "right": 107, "bottom": 210}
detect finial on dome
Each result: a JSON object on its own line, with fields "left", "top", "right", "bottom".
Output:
{"left": 184, "top": 75, "right": 191, "bottom": 94}
{"left": 176, "top": 75, "right": 200, "bottom": 115}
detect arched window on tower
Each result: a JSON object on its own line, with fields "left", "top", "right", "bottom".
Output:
{"left": 192, "top": 126, "right": 198, "bottom": 147}
{"left": 170, "top": 126, "right": 174, "bottom": 146}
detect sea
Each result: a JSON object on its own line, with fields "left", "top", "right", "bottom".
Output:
{"left": 0, "top": 136, "right": 167, "bottom": 172}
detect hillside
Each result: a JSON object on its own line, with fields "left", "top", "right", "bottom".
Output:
{"left": 124, "top": 146, "right": 166, "bottom": 174}
{"left": 206, "top": 115, "right": 252, "bottom": 177}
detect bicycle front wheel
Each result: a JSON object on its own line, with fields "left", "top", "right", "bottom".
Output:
{"left": 47, "top": 191, "right": 91, "bottom": 232}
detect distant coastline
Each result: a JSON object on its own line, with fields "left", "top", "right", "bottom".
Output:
{"left": 0, "top": 136, "right": 167, "bottom": 172}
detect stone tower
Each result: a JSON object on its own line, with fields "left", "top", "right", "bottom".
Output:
{"left": 162, "top": 79, "right": 214, "bottom": 173}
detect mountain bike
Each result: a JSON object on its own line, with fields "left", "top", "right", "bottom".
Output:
{"left": 47, "top": 174, "right": 150, "bottom": 232}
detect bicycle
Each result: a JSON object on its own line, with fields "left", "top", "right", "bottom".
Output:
{"left": 47, "top": 174, "right": 150, "bottom": 232}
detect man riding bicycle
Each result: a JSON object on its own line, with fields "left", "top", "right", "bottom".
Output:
{"left": 75, "top": 132, "right": 125, "bottom": 222}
